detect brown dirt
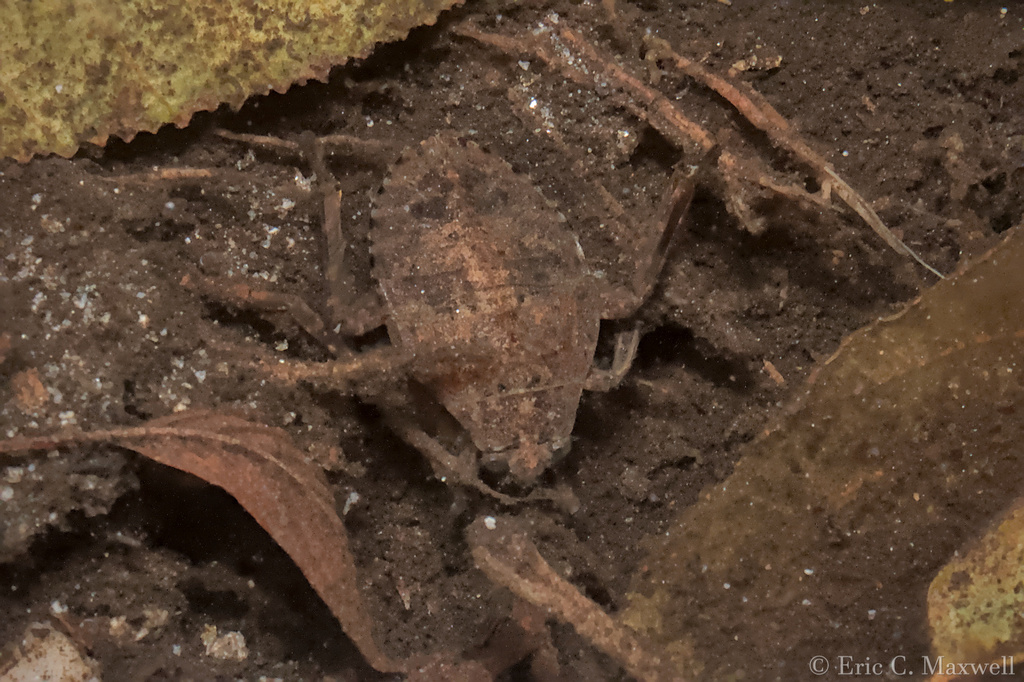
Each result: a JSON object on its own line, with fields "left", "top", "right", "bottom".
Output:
{"left": 1, "top": 1, "right": 1020, "bottom": 680}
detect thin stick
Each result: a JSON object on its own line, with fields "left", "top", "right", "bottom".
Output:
{"left": 110, "top": 167, "right": 214, "bottom": 182}
{"left": 647, "top": 37, "right": 944, "bottom": 278}
{"left": 215, "top": 129, "right": 400, "bottom": 159}
{"left": 455, "top": 25, "right": 713, "bottom": 154}
{"left": 181, "top": 272, "right": 329, "bottom": 344}
{"left": 459, "top": 22, "right": 943, "bottom": 276}
{"left": 256, "top": 346, "right": 406, "bottom": 389}
{"left": 458, "top": 25, "right": 838, "bottom": 234}
{"left": 467, "top": 516, "right": 682, "bottom": 682}
{"left": 214, "top": 129, "right": 301, "bottom": 154}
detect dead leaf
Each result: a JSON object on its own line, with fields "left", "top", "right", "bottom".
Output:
{"left": 622, "top": 226, "right": 1024, "bottom": 678}
{"left": 0, "top": 410, "right": 402, "bottom": 673}
{"left": 927, "top": 499, "right": 1024, "bottom": 670}
{"left": 2, "top": 0, "right": 461, "bottom": 161}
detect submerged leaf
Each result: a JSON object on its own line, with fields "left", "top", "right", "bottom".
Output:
{"left": 622, "top": 227, "right": 1024, "bottom": 678}
{"left": 928, "top": 499, "right": 1024, "bottom": 667}
{"left": 1, "top": 0, "right": 461, "bottom": 161}
{"left": 0, "top": 410, "right": 402, "bottom": 673}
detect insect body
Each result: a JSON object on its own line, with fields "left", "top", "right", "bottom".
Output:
{"left": 369, "top": 132, "right": 691, "bottom": 482}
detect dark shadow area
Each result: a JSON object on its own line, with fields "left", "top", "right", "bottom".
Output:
{"left": 635, "top": 323, "right": 756, "bottom": 391}
{"left": 198, "top": 301, "right": 329, "bottom": 360}
{"left": 132, "top": 458, "right": 384, "bottom": 675}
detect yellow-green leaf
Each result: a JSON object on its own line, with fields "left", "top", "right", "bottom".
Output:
{"left": 1, "top": 0, "right": 461, "bottom": 161}
{"left": 928, "top": 500, "right": 1024, "bottom": 668}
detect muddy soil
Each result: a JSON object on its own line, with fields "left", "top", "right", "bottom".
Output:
{"left": 1, "top": 1, "right": 1021, "bottom": 680}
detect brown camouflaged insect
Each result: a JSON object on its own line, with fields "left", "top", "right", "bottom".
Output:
{"left": 367, "top": 132, "right": 693, "bottom": 483}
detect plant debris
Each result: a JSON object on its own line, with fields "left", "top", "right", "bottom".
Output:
{"left": 458, "top": 20, "right": 942, "bottom": 277}
{"left": 623, "top": 226, "right": 1024, "bottom": 677}
{"left": 928, "top": 499, "right": 1024, "bottom": 672}
{"left": 2, "top": 0, "right": 461, "bottom": 161}
{"left": 468, "top": 515, "right": 680, "bottom": 682}
{"left": 0, "top": 410, "right": 402, "bottom": 673}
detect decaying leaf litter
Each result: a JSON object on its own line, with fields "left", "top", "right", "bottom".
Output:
{"left": 2, "top": 0, "right": 1024, "bottom": 675}
{"left": 623, "top": 227, "right": 1024, "bottom": 678}
{"left": 0, "top": 0, "right": 462, "bottom": 161}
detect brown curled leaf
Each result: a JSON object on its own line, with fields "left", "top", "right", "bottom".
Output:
{"left": 0, "top": 410, "right": 402, "bottom": 673}
{"left": 2, "top": 0, "right": 461, "bottom": 161}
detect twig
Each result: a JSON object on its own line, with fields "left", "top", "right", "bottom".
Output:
{"left": 455, "top": 24, "right": 713, "bottom": 155}
{"left": 459, "top": 22, "right": 943, "bottom": 276}
{"left": 214, "top": 129, "right": 302, "bottom": 154}
{"left": 180, "top": 272, "right": 331, "bottom": 346}
{"left": 90, "top": 167, "right": 233, "bottom": 186}
{"left": 457, "top": 24, "right": 835, "bottom": 235}
{"left": 255, "top": 346, "right": 407, "bottom": 389}
{"left": 467, "top": 516, "right": 682, "bottom": 682}
{"left": 113, "top": 167, "right": 215, "bottom": 181}
{"left": 645, "top": 36, "right": 944, "bottom": 278}
{"left": 214, "top": 129, "right": 401, "bottom": 159}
